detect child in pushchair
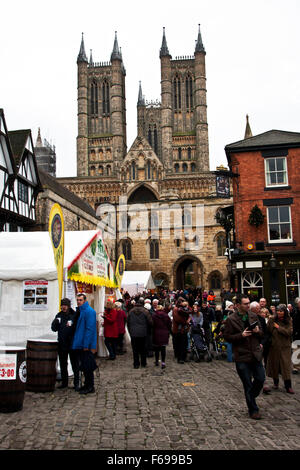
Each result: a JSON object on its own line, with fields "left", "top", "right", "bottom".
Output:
{"left": 189, "top": 324, "right": 212, "bottom": 362}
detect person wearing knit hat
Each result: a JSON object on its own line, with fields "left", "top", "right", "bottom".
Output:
{"left": 51, "top": 297, "right": 79, "bottom": 390}
{"left": 225, "top": 300, "right": 234, "bottom": 311}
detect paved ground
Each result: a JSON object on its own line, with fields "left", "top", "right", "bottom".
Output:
{"left": 0, "top": 346, "right": 299, "bottom": 451}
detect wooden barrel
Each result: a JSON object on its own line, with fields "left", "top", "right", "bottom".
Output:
{"left": 0, "top": 346, "right": 26, "bottom": 413}
{"left": 26, "top": 339, "right": 58, "bottom": 392}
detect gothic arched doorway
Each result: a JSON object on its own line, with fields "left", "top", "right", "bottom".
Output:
{"left": 173, "top": 255, "right": 203, "bottom": 290}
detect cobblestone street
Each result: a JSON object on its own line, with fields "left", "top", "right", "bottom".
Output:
{"left": 0, "top": 347, "right": 299, "bottom": 451}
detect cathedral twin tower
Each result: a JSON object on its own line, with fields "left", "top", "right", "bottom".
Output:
{"left": 76, "top": 26, "right": 210, "bottom": 180}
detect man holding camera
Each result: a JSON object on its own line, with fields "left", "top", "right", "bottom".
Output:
{"left": 223, "top": 294, "right": 265, "bottom": 420}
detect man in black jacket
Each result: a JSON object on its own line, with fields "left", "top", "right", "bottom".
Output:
{"left": 127, "top": 299, "right": 153, "bottom": 369}
{"left": 51, "top": 298, "right": 80, "bottom": 389}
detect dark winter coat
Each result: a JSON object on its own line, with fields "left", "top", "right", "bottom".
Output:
{"left": 201, "top": 306, "right": 215, "bottom": 330}
{"left": 223, "top": 310, "right": 263, "bottom": 363}
{"left": 266, "top": 316, "right": 293, "bottom": 381}
{"left": 152, "top": 310, "right": 172, "bottom": 347}
{"left": 257, "top": 314, "right": 272, "bottom": 361}
{"left": 172, "top": 306, "right": 191, "bottom": 334}
{"left": 51, "top": 307, "right": 78, "bottom": 351}
{"left": 127, "top": 305, "right": 153, "bottom": 338}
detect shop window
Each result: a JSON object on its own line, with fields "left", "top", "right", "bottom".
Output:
{"left": 286, "top": 269, "right": 300, "bottom": 305}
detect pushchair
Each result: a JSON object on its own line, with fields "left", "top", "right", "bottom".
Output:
{"left": 189, "top": 325, "right": 212, "bottom": 362}
{"left": 211, "top": 321, "right": 227, "bottom": 360}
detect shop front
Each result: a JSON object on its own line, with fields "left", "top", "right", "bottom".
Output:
{"left": 231, "top": 252, "right": 300, "bottom": 306}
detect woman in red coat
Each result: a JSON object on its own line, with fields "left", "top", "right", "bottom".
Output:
{"left": 103, "top": 300, "right": 119, "bottom": 360}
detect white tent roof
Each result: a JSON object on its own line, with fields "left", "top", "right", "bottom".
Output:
{"left": 0, "top": 230, "right": 100, "bottom": 281}
{"left": 121, "top": 271, "right": 155, "bottom": 290}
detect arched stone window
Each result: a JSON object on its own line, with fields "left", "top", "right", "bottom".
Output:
{"left": 183, "top": 163, "right": 188, "bottom": 173}
{"left": 150, "top": 239, "right": 159, "bottom": 259}
{"left": 216, "top": 233, "right": 226, "bottom": 256}
{"left": 191, "top": 162, "right": 196, "bottom": 172}
{"left": 185, "top": 74, "right": 193, "bottom": 110}
{"left": 131, "top": 162, "right": 136, "bottom": 180}
{"left": 178, "top": 147, "right": 182, "bottom": 160}
{"left": 102, "top": 79, "right": 110, "bottom": 115}
{"left": 106, "top": 165, "right": 111, "bottom": 176}
{"left": 91, "top": 80, "right": 98, "bottom": 116}
{"left": 150, "top": 211, "right": 159, "bottom": 229}
{"left": 122, "top": 239, "right": 132, "bottom": 260}
{"left": 210, "top": 273, "right": 221, "bottom": 290}
{"left": 182, "top": 209, "right": 192, "bottom": 227}
{"left": 174, "top": 163, "right": 179, "bottom": 173}
{"left": 147, "top": 161, "right": 151, "bottom": 180}
{"left": 173, "top": 75, "right": 181, "bottom": 111}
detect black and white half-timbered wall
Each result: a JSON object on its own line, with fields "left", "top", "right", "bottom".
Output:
{"left": 0, "top": 109, "right": 42, "bottom": 232}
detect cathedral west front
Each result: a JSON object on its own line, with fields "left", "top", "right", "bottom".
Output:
{"left": 58, "top": 26, "right": 232, "bottom": 292}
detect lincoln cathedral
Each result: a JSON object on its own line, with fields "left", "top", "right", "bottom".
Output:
{"left": 58, "top": 26, "right": 232, "bottom": 291}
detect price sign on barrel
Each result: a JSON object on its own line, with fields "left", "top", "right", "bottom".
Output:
{"left": 0, "top": 354, "right": 16, "bottom": 380}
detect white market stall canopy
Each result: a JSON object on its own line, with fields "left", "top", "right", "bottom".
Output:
{"left": 121, "top": 271, "right": 155, "bottom": 295}
{"left": 0, "top": 230, "right": 108, "bottom": 281}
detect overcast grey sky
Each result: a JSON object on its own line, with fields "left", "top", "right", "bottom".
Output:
{"left": 0, "top": 0, "right": 299, "bottom": 177}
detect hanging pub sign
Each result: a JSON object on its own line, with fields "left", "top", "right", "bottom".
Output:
{"left": 216, "top": 174, "right": 230, "bottom": 198}
{"left": 67, "top": 230, "right": 117, "bottom": 288}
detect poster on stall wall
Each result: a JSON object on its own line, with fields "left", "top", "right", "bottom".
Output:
{"left": 67, "top": 231, "right": 117, "bottom": 288}
{"left": 23, "top": 280, "right": 48, "bottom": 310}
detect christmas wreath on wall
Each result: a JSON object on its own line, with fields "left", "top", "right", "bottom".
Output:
{"left": 248, "top": 204, "right": 265, "bottom": 227}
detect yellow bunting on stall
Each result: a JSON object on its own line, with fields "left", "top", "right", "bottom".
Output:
{"left": 48, "top": 203, "right": 64, "bottom": 310}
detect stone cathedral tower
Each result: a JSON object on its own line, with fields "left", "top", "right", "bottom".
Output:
{"left": 60, "top": 26, "right": 231, "bottom": 291}
{"left": 137, "top": 25, "right": 209, "bottom": 173}
{"left": 77, "top": 32, "right": 127, "bottom": 178}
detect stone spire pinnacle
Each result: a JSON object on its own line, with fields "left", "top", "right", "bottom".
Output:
{"left": 77, "top": 33, "right": 88, "bottom": 63}
{"left": 195, "top": 24, "right": 205, "bottom": 53}
{"left": 137, "top": 81, "right": 145, "bottom": 106}
{"left": 36, "top": 127, "right": 43, "bottom": 147}
{"left": 111, "top": 31, "right": 122, "bottom": 61}
{"left": 160, "top": 27, "right": 171, "bottom": 58}
{"left": 244, "top": 114, "right": 253, "bottom": 139}
{"left": 89, "top": 49, "right": 93, "bottom": 65}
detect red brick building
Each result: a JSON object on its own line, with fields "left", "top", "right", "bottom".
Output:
{"left": 224, "top": 129, "right": 300, "bottom": 306}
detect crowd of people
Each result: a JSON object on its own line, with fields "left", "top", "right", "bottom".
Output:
{"left": 51, "top": 287, "right": 300, "bottom": 419}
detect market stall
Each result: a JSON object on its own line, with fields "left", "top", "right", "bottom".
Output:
{"left": 121, "top": 271, "right": 155, "bottom": 296}
{"left": 0, "top": 230, "right": 117, "bottom": 356}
